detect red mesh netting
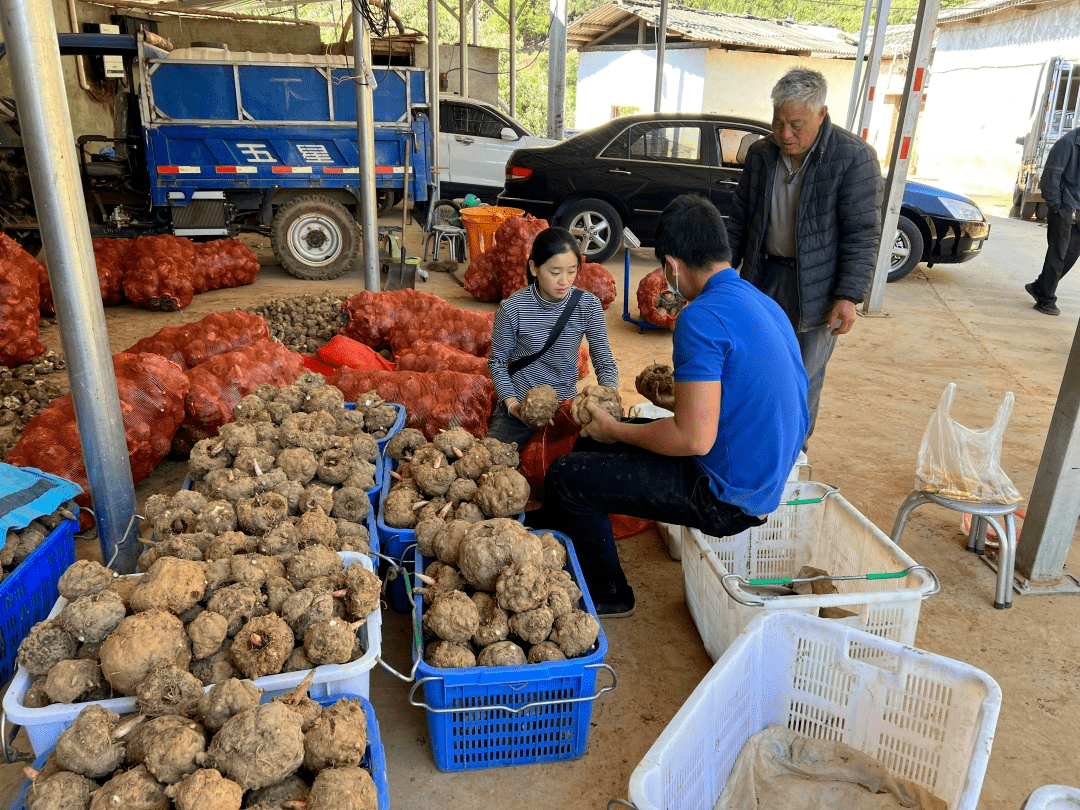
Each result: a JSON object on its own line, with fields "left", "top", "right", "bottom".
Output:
{"left": 93, "top": 238, "right": 128, "bottom": 306}
{"left": 331, "top": 367, "right": 495, "bottom": 439}
{"left": 464, "top": 216, "right": 549, "bottom": 302}
{"left": 0, "top": 234, "right": 46, "bottom": 366}
{"left": 636, "top": 267, "right": 681, "bottom": 329}
{"left": 4, "top": 352, "right": 189, "bottom": 511}
{"left": 123, "top": 310, "right": 271, "bottom": 370}
{"left": 394, "top": 340, "right": 490, "bottom": 376}
{"left": 462, "top": 218, "right": 616, "bottom": 310}
{"left": 191, "top": 239, "right": 260, "bottom": 293}
{"left": 182, "top": 340, "right": 306, "bottom": 434}
{"left": 339, "top": 289, "right": 494, "bottom": 357}
{"left": 122, "top": 234, "right": 196, "bottom": 311}
{"left": 37, "top": 260, "right": 54, "bottom": 317}
{"left": 577, "top": 261, "right": 617, "bottom": 310}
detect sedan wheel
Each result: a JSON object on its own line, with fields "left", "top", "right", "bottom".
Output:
{"left": 557, "top": 199, "right": 623, "bottom": 263}
{"left": 888, "top": 215, "right": 924, "bottom": 282}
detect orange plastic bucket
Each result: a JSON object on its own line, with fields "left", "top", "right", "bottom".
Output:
{"left": 458, "top": 206, "right": 525, "bottom": 260}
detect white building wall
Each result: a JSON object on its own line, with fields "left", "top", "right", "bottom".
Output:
{"left": 575, "top": 47, "right": 706, "bottom": 129}
{"left": 915, "top": 3, "right": 1080, "bottom": 195}
{"left": 701, "top": 49, "right": 855, "bottom": 130}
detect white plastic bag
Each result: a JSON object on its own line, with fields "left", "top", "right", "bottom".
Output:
{"left": 915, "top": 382, "right": 1022, "bottom": 504}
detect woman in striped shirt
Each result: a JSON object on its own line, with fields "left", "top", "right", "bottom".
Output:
{"left": 487, "top": 227, "right": 619, "bottom": 449}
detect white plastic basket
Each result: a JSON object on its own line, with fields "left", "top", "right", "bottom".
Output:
{"left": 657, "top": 454, "right": 810, "bottom": 563}
{"left": 1022, "top": 785, "right": 1080, "bottom": 809}
{"left": 2, "top": 552, "right": 381, "bottom": 759}
{"left": 629, "top": 612, "right": 1002, "bottom": 810}
{"left": 682, "top": 481, "right": 938, "bottom": 661}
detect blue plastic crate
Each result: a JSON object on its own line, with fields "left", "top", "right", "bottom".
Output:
{"left": 407, "top": 530, "right": 616, "bottom": 772}
{"left": 377, "top": 456, "right": 525, "bottom": 612}
{"left": 10, "top": 692, "right": 391, "bottom": 810}
{"left": 0, "top": 515, "right": 77, "bottom": 687}
{"left": 345, "top": 400, "right": 406, "bottom": 454}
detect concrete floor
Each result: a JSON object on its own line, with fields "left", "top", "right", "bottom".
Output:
{"left": 3, "top": 196, "right": 1080, "bottom": 808}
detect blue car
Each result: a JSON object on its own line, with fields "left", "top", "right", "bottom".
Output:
{"left": 498, "top": 112, "right": 990, "bottom": 279}
{"left": 891, "top": 180, "right": 990, "bottom": 282}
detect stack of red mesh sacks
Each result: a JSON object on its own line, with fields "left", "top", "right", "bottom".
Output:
{"left": 0, "top": 234, "right": 46, "bottom": 366}
{"left": 335, "top": 290, "right": 497, "bottom": 438}
{"left": 36, "top": 238, "right": 127, "bottom": 316}
{"left": 4, "top": 352, "right": 190, "bottom": 524}
{"left": 463, "top": 215, "right": 617, "bottom": 309}
{"left": 124, "top": 311, "right": 306, "bottom": 452}
{"left": 121, "top": 235, "right": 260, "bottom": 311}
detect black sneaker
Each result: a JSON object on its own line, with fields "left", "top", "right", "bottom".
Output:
{"left": 1025, "top": 281, "right": 1040, "bottom": 303}
{"left": 594, "top": 585, "right": 636, "bottom": 618}
{"left": 1034, "top": 301, "right": 1061, "bottom": 316}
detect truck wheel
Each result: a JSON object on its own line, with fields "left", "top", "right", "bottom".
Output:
{"left": 888, "top": 215, "right": 924, "bottom": 282}
{"left": 376, "top": 190, "right": 400, "bottom": 216}
{"left": 270, "top": 194, "right": 359, "bottom": 280}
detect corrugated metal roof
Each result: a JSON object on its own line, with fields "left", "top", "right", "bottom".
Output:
{"left": 567, "top": 0, "right": 858, "bottom": 57}
{"left": 936, "top": 0, "right": 1058, "bottom": 23}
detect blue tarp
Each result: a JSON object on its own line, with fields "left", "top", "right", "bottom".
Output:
{"left": 0, "top": 463, "right": 82, "bottom": 537}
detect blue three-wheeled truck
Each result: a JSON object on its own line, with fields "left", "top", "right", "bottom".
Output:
{"left": 0, "top": 32, "right": 434, "bottom": 279}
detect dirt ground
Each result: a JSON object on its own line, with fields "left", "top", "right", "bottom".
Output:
{"left": 2, "top": 206, "right": 1079, "bottom": 809}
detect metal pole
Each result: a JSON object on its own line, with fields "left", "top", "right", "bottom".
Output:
{"left": 509, "top": 0, "right": 517, "bottom": 118}
{"left": 863, "top": 0, "right": 938, "bottom": 313}
{"left": 846, "top": 0, "right": 873, "bottom": 130}
{"left": 653, "top": 0, "right": 669, "bottom": 113}
{"left": 353, "top": 3, "right": 380, "bottom": 291}
{"left": 459, "top": 0, "right": 469, "bottom": 97}
{"left": 547, "top": 0, "right": 567, "bottom": 138}
{"left": 1015, "top": 318, "right": 1080, "bottom": 583}
{"left": 428, "top": 0, "right": 441, "bottom": 201}
{"left": 0, "top": 0, "right": 139, "bottom": 571}
{"left": 853, "top": 0, "right": 890, "bottom": 142}
{"left": 472, "top": 0, "right": 478, "bottom": 47}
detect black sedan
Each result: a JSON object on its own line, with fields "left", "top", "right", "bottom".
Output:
{"left": 497, "top": 112, "right": 989, "bottom": 280}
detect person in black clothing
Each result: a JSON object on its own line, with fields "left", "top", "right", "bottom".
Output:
{"left": 1026, "top": 126, "right": 1080, "bottom": 316}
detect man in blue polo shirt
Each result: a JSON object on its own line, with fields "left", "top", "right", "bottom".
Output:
{"left": 532, "top": 194, "right": 808, "bottom": 617}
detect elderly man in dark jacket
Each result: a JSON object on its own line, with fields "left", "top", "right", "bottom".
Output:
{"left": 1026, "top": 126, "right": 1080, "bottom": 316}
{"left": 727, "top": 67, "right": 883, "bottom": 448}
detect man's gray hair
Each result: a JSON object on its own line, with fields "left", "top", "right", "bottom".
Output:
{"left": 771, "top": 68, "right": 828, "bottom": 110}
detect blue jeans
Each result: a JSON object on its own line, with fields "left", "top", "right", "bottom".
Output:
{"left": 529, "top": 433, "right": 766, "bottom": 599}
{"left": 485, "top": 401, "right": 537, "bottom": 450}
{"left": 797, "top": 324, "right": 838, "bottom": 448}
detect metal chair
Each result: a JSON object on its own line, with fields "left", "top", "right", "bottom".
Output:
{"left": 425, "top": 224, "right": 467, "bottom": 263}
{"left": 890, "top": 491, "right": 1019, "bottom": 609}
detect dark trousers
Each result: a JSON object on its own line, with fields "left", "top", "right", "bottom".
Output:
{"left": 1033, "top": 209, "right": 1080, "bottom": 304}
{"left": 529, "top": 432, "right": 765, "bottom": 599}
{"left": 796, "top": 325, "right": 837, "bottom": 448}
{"left": 485, "top": 401, "right": 537, "bottom": 450}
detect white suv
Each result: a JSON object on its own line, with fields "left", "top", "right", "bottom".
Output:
{"left": 437, "top": 96, "right": 557, "bottom": 202}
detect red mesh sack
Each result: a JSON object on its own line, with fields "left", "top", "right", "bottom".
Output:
{"left": 395, "top": 340, "right": 490, "bottom": 376}
{"left": 93, "top": 238, "right": 128, "bottom": 306}
{"left": 518, "top": 400, "right": 579, "bottom": 496}
{"left": 463, "top": 216, "right": 549, "bottom": 302}
{"left": 463, "top": 250, "right": 502, "bottom": 303}
{"left": 191, "top": 239, "right": 260, "bottom": 293}
{"left": 124, "top": 310, "right": 271, "bottom": 370}
{"left": 0, "top": 233, "right": 46, "bottom": 366}
{"left": 4, "top": 352, "right": 189, "bottom": 507}
{"left": 122, "top": 234, "right": 196, "bottom": 311}
{"left": 183, "top": 340, "right": 306, "bottom": 434}
{"left": 301, "top": 355, "right": 337, "bottom": 378}
{"left": 37, "top": 260, "right": 54, "bottom": 316}
{"left": 577, "top": 261, "right": 617, "bottom": 310}
{"left": 339, "top": 289, "right": 495, "bottom": 357}
{"left": 636, "top": 267, "right": 684, "bottom": 329}
{"left": 331, "top": 367, "right": 495, "bottom": 439}
{"left": 577, "top": 344, "right": 590, "bottom": 380}
{"left": 317, "top": 335, "right": 394, "bottom": 370}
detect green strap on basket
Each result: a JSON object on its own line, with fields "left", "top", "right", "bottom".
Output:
{"left": 746, "top": 567, "right": 917, "bottom": 587}
{"left": 783, "top": 497, "right": 824, "bottom": 505}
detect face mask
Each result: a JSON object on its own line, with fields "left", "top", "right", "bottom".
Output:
{"left": 665, "top": 260, "right": 685, "bottom": 300}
